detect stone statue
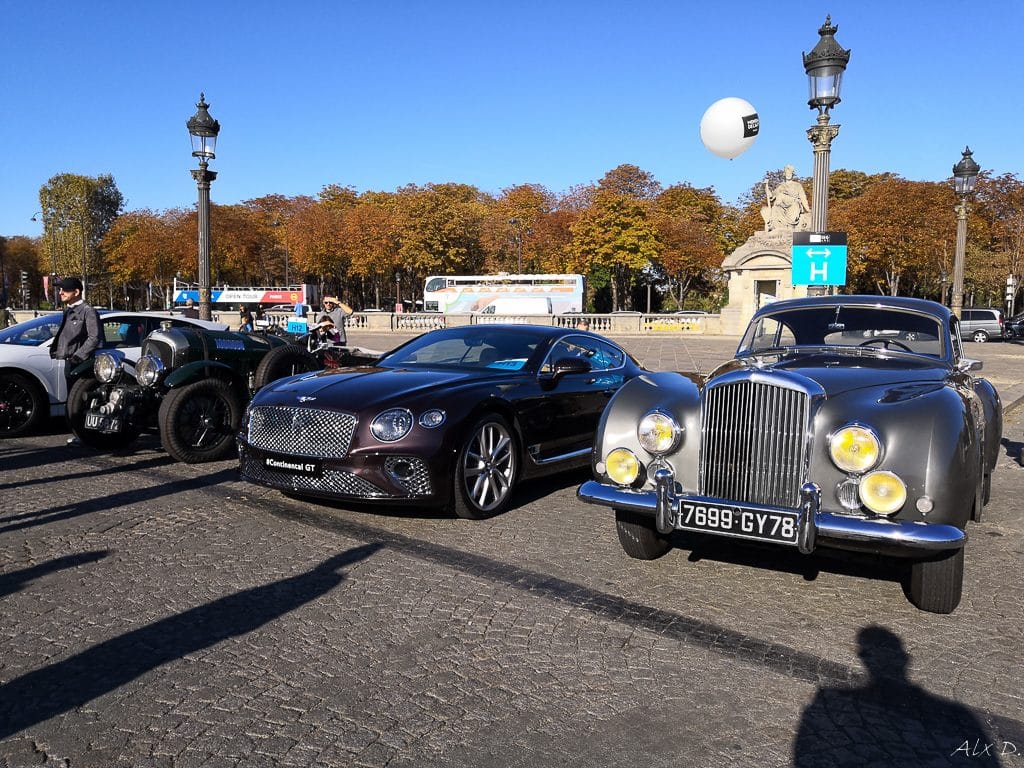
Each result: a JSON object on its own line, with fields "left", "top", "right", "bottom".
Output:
{"left": 761, "top": 165, "right": 811, "bottom": 232}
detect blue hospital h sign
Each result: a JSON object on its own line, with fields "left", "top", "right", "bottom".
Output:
{"left": 792, "top": 232, "right": 848, "bottom": 286}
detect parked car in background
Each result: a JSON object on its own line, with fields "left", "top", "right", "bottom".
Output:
{"left": 578, "top": 296, "right": 1002, "bottom": 614}
{"left": 239, "top": 324, "right": 645, "bottom": 518}
{"left": 0, "top": 312, "right": 227, "bottom": 437}
{"left": 70, "top": 324, "right": 302, "bottom": 462}
{"left": 1005, "top": 312, "right": 1024, "bottom": 339}
{"left": 959, "top": 307, "right": 1006, "bottom": 342}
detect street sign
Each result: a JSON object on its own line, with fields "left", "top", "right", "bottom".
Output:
{"left": 792, "top": 231, "right": 848, "bottom": 286}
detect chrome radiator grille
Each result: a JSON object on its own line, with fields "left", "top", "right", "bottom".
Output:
{"left": 699, "top": 380, "right": 809, "bottom": 509}
{"left": 247, "top": 406, "right": 357, "bottom": 458}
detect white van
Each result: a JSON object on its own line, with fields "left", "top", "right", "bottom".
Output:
{"left": 480, "top": 297, "right": 553, "bottom": 315}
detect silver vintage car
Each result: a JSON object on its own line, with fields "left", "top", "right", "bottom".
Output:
{"left": 578, "top": 296, "right": 1002, "bottom": 613}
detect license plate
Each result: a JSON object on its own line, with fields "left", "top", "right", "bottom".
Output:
{"left": 262, "top": 454, "right": 322, "bottom": 478}
{"left": 85, "top": 412, "right": 122, "bottom": 433}
{"left": 674, "top": 501, "right": 799, "bottom": 545}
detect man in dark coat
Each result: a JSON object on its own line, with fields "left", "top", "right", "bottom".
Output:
{"left": 50, "top": 277, "right": 101, "bottom": 367}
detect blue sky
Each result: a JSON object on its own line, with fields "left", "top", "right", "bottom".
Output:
{"left": 4, "top": 0, "right": 1021, "bottom": 238}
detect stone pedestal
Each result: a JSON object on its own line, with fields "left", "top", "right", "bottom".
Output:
{"left": 720, "top": 230, "right": 811, "bottom": 335}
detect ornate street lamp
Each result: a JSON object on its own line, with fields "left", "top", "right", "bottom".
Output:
{"left": 803, "top": 16, "right": 850, "bottom": 233}
{"left": 950, "top": 147, "right": 980, "bottom": 319}
{"left": 186, "top": 93, "right": 220, "bottom": 321}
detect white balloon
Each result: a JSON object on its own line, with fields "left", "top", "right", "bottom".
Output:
{"left": 699, "top": 97, "right": 760, "bottom": 159}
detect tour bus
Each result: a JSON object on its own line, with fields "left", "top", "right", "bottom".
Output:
{"left": 172, "top": 279, "right": 319, "bottom": 310}
{"left": 422, "top": 274, "right": 584, "bottom": 314}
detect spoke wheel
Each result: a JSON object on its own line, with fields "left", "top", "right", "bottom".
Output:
{"left": 0, "top": 373, "right": 45, "bottom": 437}
{"left": 452, "top": 415, "right": 517, "bottom": 519}
{"left": 158, "top": 379, "right": 243, "bottom": 463}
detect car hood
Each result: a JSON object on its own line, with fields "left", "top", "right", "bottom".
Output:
{"left": 713, "top": 353, "right": 949, "bottom": 395}
{"left": 254, "top": 365, "right": 515, "bottom": 410}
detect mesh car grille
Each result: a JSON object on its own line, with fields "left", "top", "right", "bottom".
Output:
{"left": 699, "top": 380, "right": 809, "bottom": 508}
{"left": 384, "top": 457, "right": 433, "bottom": 496}
{"left": 247, "top": 406, "right": 357, "bottom": 458}
{"left": 242, "top": 458, "right": 389, "bottom": 497}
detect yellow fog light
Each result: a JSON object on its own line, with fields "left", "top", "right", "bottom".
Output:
{"left": 638, "top": 411, "right": 681, "bottom": 455}
{"left": 859, "top": 470, "right": 906, "bottom": 515}
{"left": 829, "top": 424, "right": 881, "bottom": 473}
{"left": 606, "top": 448, "right": 640, "bottom": 486}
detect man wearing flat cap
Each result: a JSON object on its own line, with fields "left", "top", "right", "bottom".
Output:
{"left": 317, "top": 296, "right": 353, "bottom": 344}
{"left": 50, "top": 276, "right": 101, "bottom": 371}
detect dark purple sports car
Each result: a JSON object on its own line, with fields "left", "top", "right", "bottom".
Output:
{"left": 238, "top": 324, "right": 644, "bottom": 518}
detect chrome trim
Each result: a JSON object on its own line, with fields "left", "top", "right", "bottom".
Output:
{"left": 577, "top": 478, "right": 966, "bottom": 553}
{"left": 531, "top": 447, "right": 592, "bottom": 466}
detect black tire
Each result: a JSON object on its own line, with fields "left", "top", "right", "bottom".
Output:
{"left": 451, "top": 414, "right": 518, "bottom": 519}
{"left": 908, "top": 548, "right": 964, "bottom": 614}
{"left": 158, "top": 379, "right": 243, "bottom": 463}
{"left": 66, "top": 377, "right": 142, "bottom": 449}
{"left": 253, "top": 346, "right": 319, "bottom": 390}
{"left": 0, "top": 372, "right": 46, "bottom": 438}
{"left": 972, "top": 330, "right": 989, "bottom": 343}
{"left": 615, "top": 508, "right": 672, "bottom": 560}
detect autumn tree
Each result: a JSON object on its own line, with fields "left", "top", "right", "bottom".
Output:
{"left": 830, "top": 179, "right": 978, "bottom": 297}
{"left": 102, "top": 209, "right": 194, "bottom": 308}
{"left": 38, "top": 173, "right": 124, "bottom": 301}
{"left": 975, "top": 173, "right": 1024, "bottom": 308}
{"left": 2, "top": 236, "right": 41, "bottom": 307}
{"left": 480, "top": 184, "right": 554, "bottom": 273}
{"left": 570, "top": 188, "right": 658, "bottom": 311}
{"left": 653, "top": 184, "right": 728, "bottom": 308}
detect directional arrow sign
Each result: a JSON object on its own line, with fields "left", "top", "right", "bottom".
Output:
{"left": 792, "top": 232, "right": 847, "bottom": 286}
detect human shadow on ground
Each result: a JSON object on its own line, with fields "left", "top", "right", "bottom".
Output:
{"left": 1000, "top": 435, "right": 1023, "bottom": 465}
{"left": 0, "top": 468, "right": 238, "bottom": 535}
{"left": 0, "top": 551, "right": 109, "bottom": 599}
{"left": 793, "top": 626, "right": 1019, "bottom": 766}
{"left": 0, "top": 544, "right": 380, "bottom": 739}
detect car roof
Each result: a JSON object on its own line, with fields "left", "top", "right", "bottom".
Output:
{"left": 99, "top": 310, "right": 229, "bottom": 330}
{"left": 752, "top": 295, "right": 952, "bottom": 324}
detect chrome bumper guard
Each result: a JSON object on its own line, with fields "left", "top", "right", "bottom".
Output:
{"left": 578, "top": 471, "right": 967, "bottom": 555}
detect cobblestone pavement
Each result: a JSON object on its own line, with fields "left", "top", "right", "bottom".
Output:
{"left": 1, "top": 336, "right": 1023, "bottom": 767}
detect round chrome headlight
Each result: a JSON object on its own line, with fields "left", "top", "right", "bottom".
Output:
{"left": 606, "top": 448, "right": 640, "bottom": 486}
{"left": 93, "top": 353, "right": 122, "bottom": 384}
{"left": 135, "top": 355, "right": 165, "bottom": 387}
{"left": 370, "top": 408, "right": 414, "bottom": 442}
{"left": 637, "top": 411, "right": 682, "bottom": 455}
{"left": 859, "top": 470, "right": 906, "bottom": 515}
{"left": 829, "top": 424, "right": 881, "bottom": 474}
{"left": 419, "top": 409, "right": 446, "bottom": 428}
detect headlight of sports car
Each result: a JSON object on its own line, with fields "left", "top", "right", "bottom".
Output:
{"left": 93, "top": 353, "right": 122, "bottom": 384}
{"left": 419, "top": 409, "right": 446, "bottom": 428}
{"left": 637, "top": 411, "right": 682, "bottom": 455}
{"left": 370, "top": 408, "right": 414, "bottom": 442}
{"left": 605, "top": 448, "right": 640, "bottom": 486}
{"left": 135, "top": 355, "right": 165, "bottom": 387}
{"left": 829, "top": 424, "right": 881, "bottom": 474}
{"left": 858, "top": 470, "right": 906, "bottom": 515}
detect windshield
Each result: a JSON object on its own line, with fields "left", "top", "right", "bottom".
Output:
{"left": 380, "top": 327, "right": 543, "bottom": 371}
{"left": 0, "top": 314, "right": 62, "bottom": 346}
{"left": 739, "top": 305, "right": 947, "bottom": 359}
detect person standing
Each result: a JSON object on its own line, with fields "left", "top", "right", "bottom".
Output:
{"left": 317, "top": 296, "right": 353, "bottom": 344}
{"left": 50, "top": 277, "right": 101, "bottom": 371}
{"left": 50, "top": 277, "right": 101, "bottom": 445}
{"left": 181, "top": 298, "right": 199, "bottom": 318}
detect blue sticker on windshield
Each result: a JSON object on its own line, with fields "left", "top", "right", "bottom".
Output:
{"left": 487, "top": 359, "right": 527, "bottom": 370}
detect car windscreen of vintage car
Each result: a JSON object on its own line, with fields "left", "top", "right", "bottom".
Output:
{"left": 379, "top": 327, "right": 543, "bottom": 371}
{"left": 739, "top": 305, "right": 948, "bottom": 358}
{"left": 0, "top": 314, "right": 63, "bottom": 346}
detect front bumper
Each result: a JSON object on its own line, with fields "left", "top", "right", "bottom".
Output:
{"left": 578, "top": 470, "right": 966, "bottom": 556}
{"left": 237, "top": 439, "right": 438, "bottom": 504}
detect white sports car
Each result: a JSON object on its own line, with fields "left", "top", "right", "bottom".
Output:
{"left": 0, "top": 311, "right": 227, "bottom": 437}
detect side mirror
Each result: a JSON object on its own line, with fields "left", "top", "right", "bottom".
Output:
{"left": 543, "top": 356, "right": 591, "bottom": 382}
{"left": 956, "top": 357, "right": 982, "bottom": 373}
